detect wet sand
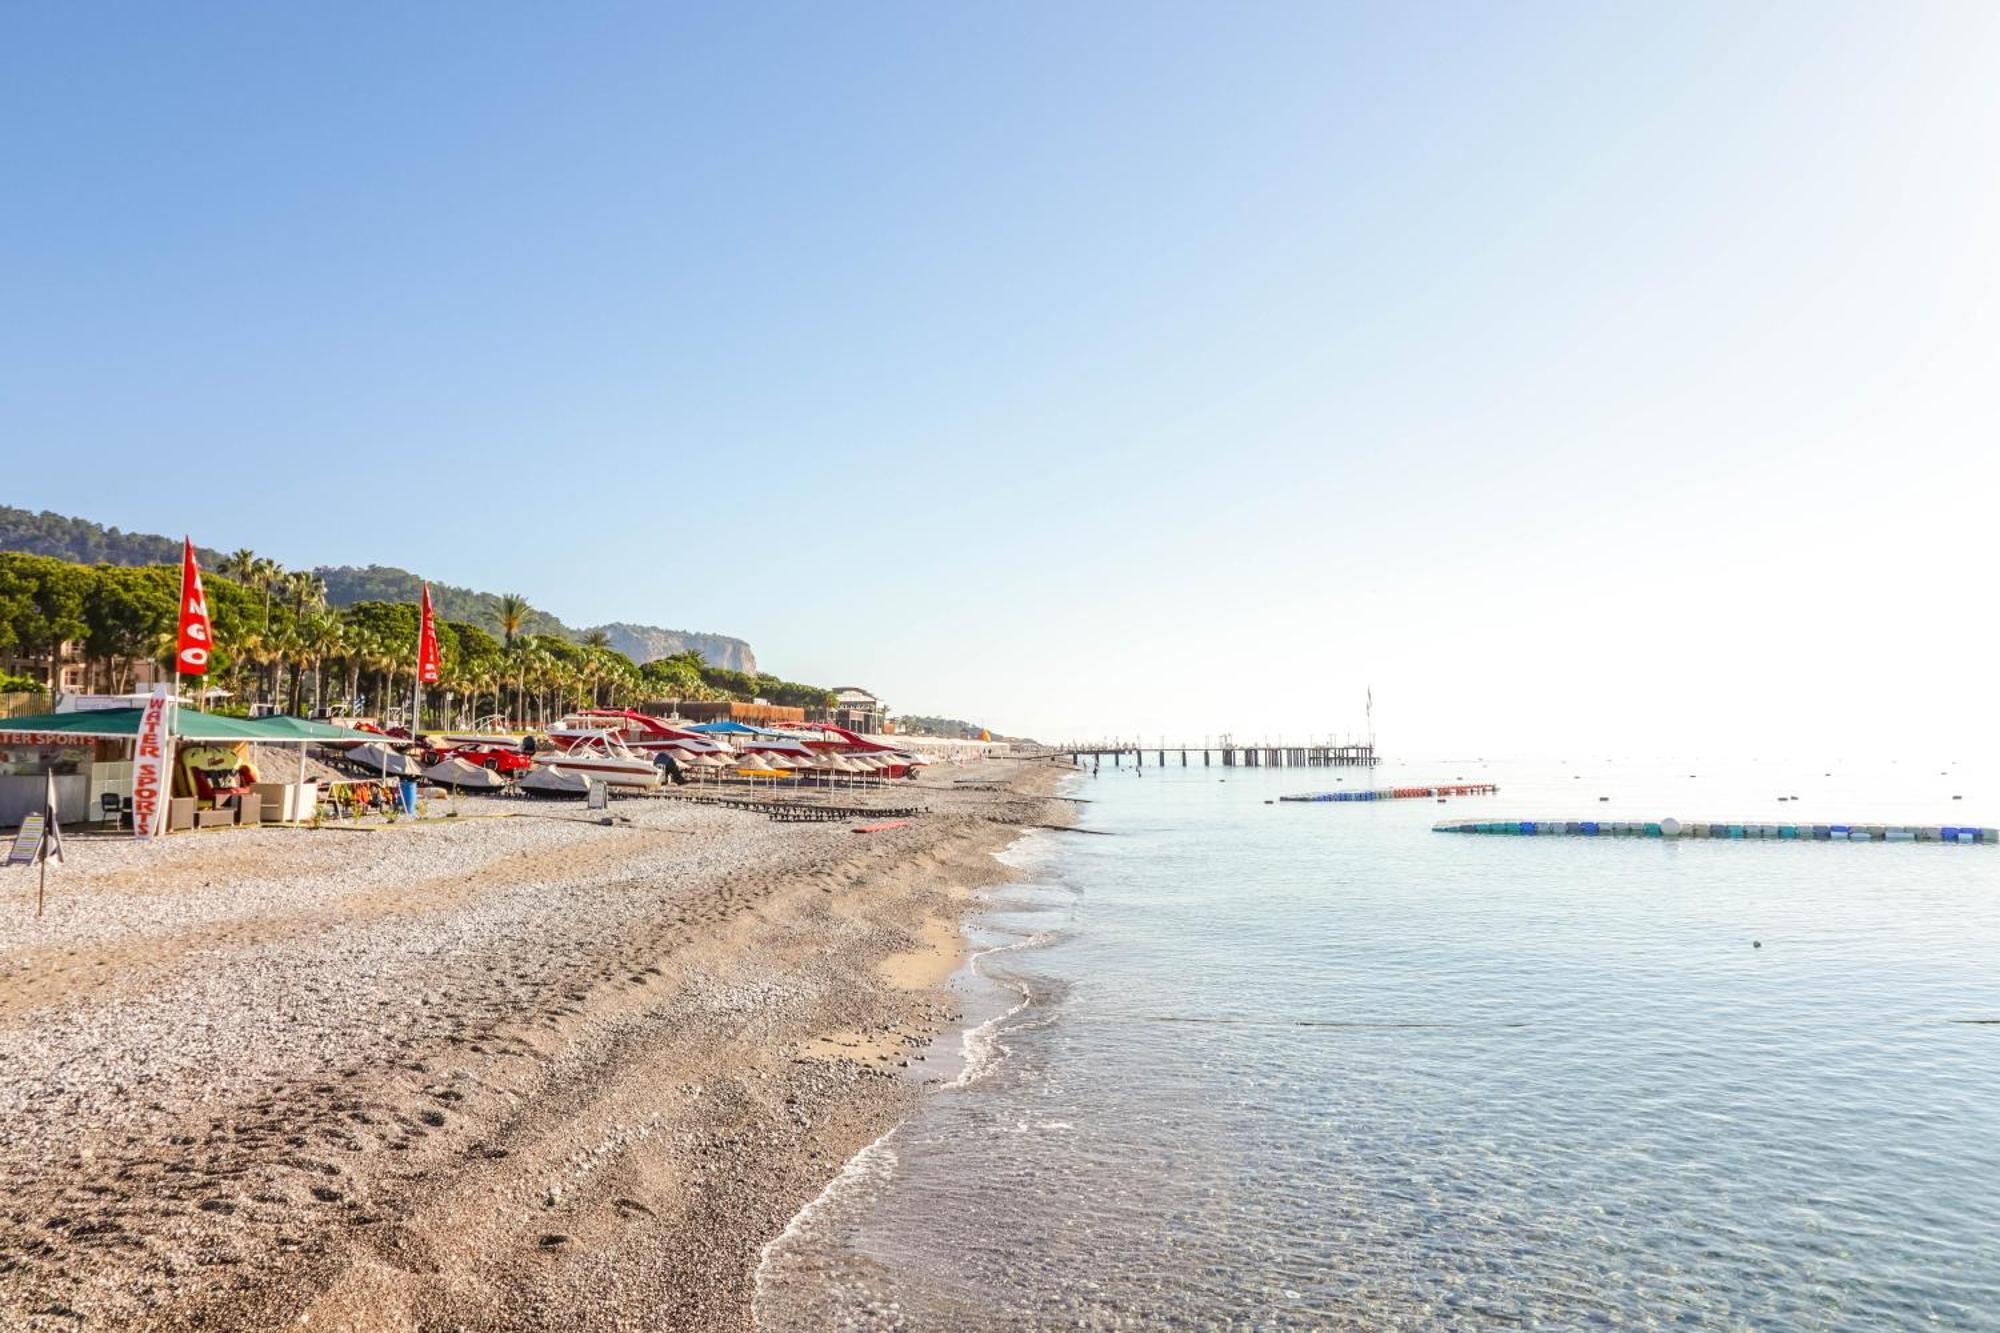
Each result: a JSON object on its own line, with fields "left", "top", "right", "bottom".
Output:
{"left": 0, "top": 758, "right": 1069, "bottom": 1331}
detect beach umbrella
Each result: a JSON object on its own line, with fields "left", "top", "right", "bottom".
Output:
{"left": 754, "top": 752, "right": 790, "bottom": 790}
{"left": 738, "top": 751, "right": 776, "bottom": 788}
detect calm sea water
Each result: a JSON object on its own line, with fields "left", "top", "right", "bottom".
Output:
{"left": 757, "top": 757, "right": 2000, "bottom": 1330}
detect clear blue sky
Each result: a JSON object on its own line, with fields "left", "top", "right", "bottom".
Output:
{"left": 5, "top": 3, "right": 1996, "bottom": 754}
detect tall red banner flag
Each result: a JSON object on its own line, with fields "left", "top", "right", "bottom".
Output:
{"left": 417, "top": 584, "right": 441, "bottom": 684}
{"left": 175, "top": 538, "right": 213, "bottom": 675}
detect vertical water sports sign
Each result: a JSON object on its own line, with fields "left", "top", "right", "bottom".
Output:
{"left": 176, "top": 537, "right": 212, "bottom": 677}
{"left": 132, "top": 691, "right": 175, "bottom": 840}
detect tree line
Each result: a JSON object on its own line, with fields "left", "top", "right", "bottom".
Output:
{"left": 0, "top": 551, "right": 837, "bottom": 726}
{"left": 1, "top": 508, "right": 754, "bottom": 671}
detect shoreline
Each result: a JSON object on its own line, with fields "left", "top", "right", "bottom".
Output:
{"left": 0, "top": 757, "right": 1072, "bottom": 1331}
{"left": 750, "top": 816, "right": 1079, "bottom": 1328}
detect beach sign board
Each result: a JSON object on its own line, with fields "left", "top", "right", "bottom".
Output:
{"left": 132, "top": 691, "right": 175, "bottom": 840}
{"left": 6, "top": 813, "right": 44, "bottom": 867}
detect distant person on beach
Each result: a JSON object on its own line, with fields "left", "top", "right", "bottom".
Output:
{"left": 656, "top": 751, "right": 687, "bottom": 785}
{"left": 521, "top": 733, "right": 538, "bottom": 756}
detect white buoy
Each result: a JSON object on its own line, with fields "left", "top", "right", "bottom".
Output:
{"left": 1660, "top": 817, "right": 1683, "bottom": 837}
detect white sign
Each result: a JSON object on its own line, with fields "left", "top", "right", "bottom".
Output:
{"left": 55, "top": 693, "right": 157, "bottom": 714}
{"left": 6, "top": 813, "right": 44, "bottom": 867}
{"left": 132, "top": 691, "right": 175, "bottom": 840}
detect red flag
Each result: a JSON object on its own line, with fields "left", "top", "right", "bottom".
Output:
{"left": 417, "top": 584, "right": 441, "bottom": 684}
{"left": 175, "top": 538, "right": 213, "bottom": 676}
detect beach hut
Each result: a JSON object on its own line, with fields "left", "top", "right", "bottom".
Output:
{"left": 0, "top": 707, "right": 375, "bottom": 831}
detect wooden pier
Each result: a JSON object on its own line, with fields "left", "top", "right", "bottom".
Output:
{"left": 1051, "top": 738, "right": 1377, "bottom": 769}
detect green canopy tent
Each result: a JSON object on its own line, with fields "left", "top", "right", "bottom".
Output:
{"left": 238, "top": 714, "right": 389, "bottom": 789}
{"left": 0, "top": 709, "right": 372, "bottom": 830}
{"left": 0, "top": 709, "right": 365, "bottom": 744}
{"left": 242, "top": 715, "right": 374, "bottom": 742}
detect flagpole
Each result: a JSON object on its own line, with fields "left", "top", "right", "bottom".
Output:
{"left": 175, "top": 544, "right": 186, "bottom": 713}
{"left": 37, "top": 765, "right": 60, "bottom": 918}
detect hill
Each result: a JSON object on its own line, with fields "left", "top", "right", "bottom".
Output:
{"left": 894, "top": 714, "right": 1031, "bottom": 743}
{"left": 593, "top": 622, "right": 757, "bottom": 675}
{"left": 0, "top": 507, "right": 756, "bottom": 670}
{"left": 0, "top": 507, "right": 222, "bottom": 568}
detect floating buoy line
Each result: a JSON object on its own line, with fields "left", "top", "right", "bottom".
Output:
{"left": 1434, "top": 818, "right": 1996, "bottom": 843}
{"left": 1280, "top": 783, "right": 1498, "bottom": 803}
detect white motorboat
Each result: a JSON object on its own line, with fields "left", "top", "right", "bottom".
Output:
{"left": 549, "top": 709, "right": 735, "bottom": 759}
{"left": 532, "top": 731, "right": 662, "bottom": 788}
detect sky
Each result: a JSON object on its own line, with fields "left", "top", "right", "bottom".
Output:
{"left": 4, "top": 3, "right": 1996, "bottom": 757}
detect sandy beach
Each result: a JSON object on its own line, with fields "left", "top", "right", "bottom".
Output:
{"left": 0, "top": 757, "right": 1069, "bottom": 1331}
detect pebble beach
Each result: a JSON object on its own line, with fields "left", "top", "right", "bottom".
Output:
{"left": 0, "top": 757, "right": 1067, "bottom": 1331}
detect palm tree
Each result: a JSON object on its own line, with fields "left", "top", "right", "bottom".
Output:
{"left": 461, "top": 663, "right": 495, "bottom": 728}
{"left": 285, "top": 570, "right": 327, "bottom": 620}
{"left": 526, "top": 647, "right": 562, "bottom": 726}
{"left": 582, "top": 627, "right": 611, "bottom": 650}
{"left": 365, "top": 636, "right": 399, "bottom": 723}
{"left": 337, "top": 627, "right": 378, "bottom": 715}
{"left": 252, "top": 557, "right": 283, "bottom": 632}
{"left": 271, "top": 624, "right": 308, "bottom": 713}
{"left": 231, "top": 630, "right": 276, "bottom": 709}
{"left": 441, "top": 657, "right": 480, "bottom": 729}
{"left": 219, "top": 549, "right": 260, "bottom": 586}
{"left": 299, "top": 614, "right": 344, "bottom": 714}
{"left": 495, "top": 594, "right": 530, "bottom": 649}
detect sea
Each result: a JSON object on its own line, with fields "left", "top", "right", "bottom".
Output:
{"left": 755, "top": 755, "right": 2000, "bottom": 1330}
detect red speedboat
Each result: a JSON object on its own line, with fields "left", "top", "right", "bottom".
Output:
{"left": 439, "top": 743, "right": 534, "bottom": 776}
